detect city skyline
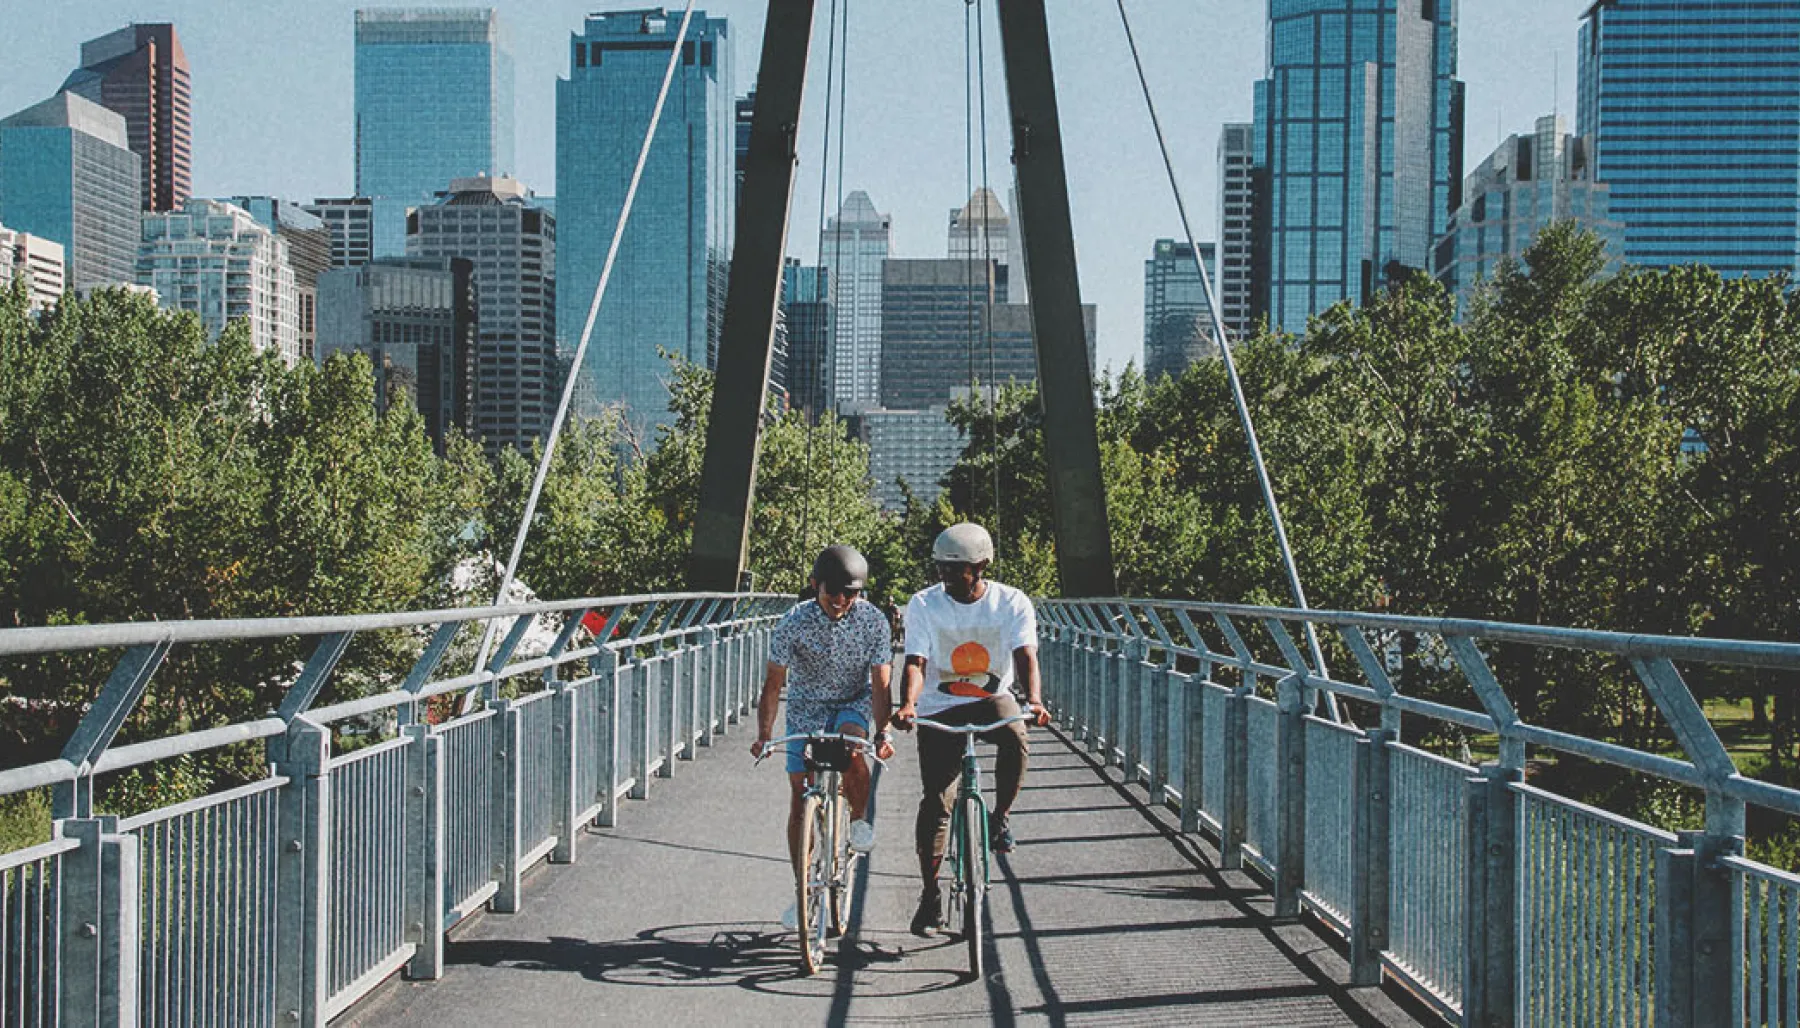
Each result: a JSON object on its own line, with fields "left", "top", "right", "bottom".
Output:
{"left": 5, "top": 1, "right": 1586, "bottom": 374}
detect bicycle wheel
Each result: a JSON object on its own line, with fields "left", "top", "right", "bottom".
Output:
{"left": 827, "top": 788, "right": 851, "bottom": 937}
{"left": 795, "top": 793, "right": 828, "bottom": 974}
{"left": 958, "top": 794, "right": 986, "bottom": 978}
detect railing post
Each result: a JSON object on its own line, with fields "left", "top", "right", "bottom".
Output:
{"left": 1656, "top": 830, "right": 1741, "bottom": 1028}
{"left": 1349, "top": 728, "right": 1392, "bottom": 987}
{"left": 681, "top": 643, "right": 701, "bottom": 757}
{"left": 1085, "top": 640, "right": 1103, "bottom": 755}
{"left": 1221, "top": 684, "right": 1250, "bottom": 870}
{"left": 1273, "top": 673, "right": 1307, "bottom": 917}
{"left": 402, "top": 723, "right": 444, "bottom": 980}
{"left": 270, "top": 717, "right": 330, "bottom": 1028}
{"left": 597, "top": 648, "right": 624, "bottom": 827}
{"left": 1122, "top": 637, "right": 1146, "bottom": 783}
{"left": 492, "top": 699, "right": 524, "bottom": 913}
{"left": 1462, "top": 763, "right": 1521, "bottom": 1027}
{"left": 1149, "top": 661, "right": 1172, "bottom": 800}
{"left": 552, "top": 680, "right": 579, "bottom": 863}
{"left": 1181, "top": 670, "right": 1204, "bottom": 833}
{"left": 57, "top": 817, "right": 139, "bottom": 1028}
{"left": 701, "top": 627, "right": 721, "bottom": 744}
{"left": 629, "top": 658, "right": 651, "bottom": 800}
{"left": 658, "top": 655, "right": 678, "bottom": 777}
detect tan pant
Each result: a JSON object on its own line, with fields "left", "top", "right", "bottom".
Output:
{"left": 913, "top": 693, "right": 1030, "bottom": 889}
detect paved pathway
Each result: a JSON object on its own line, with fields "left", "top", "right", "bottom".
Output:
{"left": 343, "top": 723, "right": 1435, "bottom": 1027}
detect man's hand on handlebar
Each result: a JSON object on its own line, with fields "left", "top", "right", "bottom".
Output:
{"left": 891, "top": 704, "right": 917, "bottom": 731}
{"left": 750, "top": 735, "right": 770, "bottom": 759}
{"left": 1027, "top": 703, "right": 1050, "bottom": 728}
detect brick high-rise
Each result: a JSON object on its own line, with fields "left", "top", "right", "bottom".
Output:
{"left": 60, "top": 24, "right": 192, "bottom": 213}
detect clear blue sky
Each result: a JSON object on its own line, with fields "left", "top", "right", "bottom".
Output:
{"left": 2, "top": 1, "right": 1587, "bottom": 374}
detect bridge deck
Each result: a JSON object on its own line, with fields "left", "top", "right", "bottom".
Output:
{"left": 342, "top": 725, "right": 1432, "bottom": 1027}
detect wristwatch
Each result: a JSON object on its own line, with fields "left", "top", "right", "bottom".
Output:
{"left": 874, "top": 730, "right": 893, "bottom": 743}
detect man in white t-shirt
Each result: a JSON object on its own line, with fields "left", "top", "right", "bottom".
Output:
{"left": 891, "top": 522, "right": 1048, "bottom": 937}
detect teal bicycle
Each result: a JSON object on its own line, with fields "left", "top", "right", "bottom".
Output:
{"left": 914, "top": 709, "right": 1034, "bottom": 979}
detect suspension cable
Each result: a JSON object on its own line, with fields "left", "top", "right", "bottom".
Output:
{"left": 476, "top": 2, "right": 698, "bottom": 673}
{"left": 801, "top": 0, "right": 844, "bottom": 568}
{"left": 1111, "top": 0, "right": 1338, "bottom": 705}
{"left": 974, "top": 0, "right": 1000, "bottom": 538}
{"left": 826, "top": 0, "right": 850, "bottom": 539}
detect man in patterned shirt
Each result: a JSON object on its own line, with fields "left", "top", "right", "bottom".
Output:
{"left": 752, "top": 545, "right": 896, "bottom": 923}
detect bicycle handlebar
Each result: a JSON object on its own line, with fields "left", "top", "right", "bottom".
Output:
{"left": 754, "top": 730, "right": 888, "bottom": 768}
{"left": 912, "top": 710, "right": 1037, "bottom": 735}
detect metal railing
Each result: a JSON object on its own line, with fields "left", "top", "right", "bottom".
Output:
{"left": 0, "top": 591, "right": 785, "bottom": 1027}
{"left": 1038, "top": 598, "right": 1800, "bottom": 1028}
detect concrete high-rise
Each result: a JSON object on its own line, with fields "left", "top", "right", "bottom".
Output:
{"left": 1144, "top": 239, "right": 1218, "bottom": 381}
{"left": 1252, "top": 0, "right": 1464, "bottom": 332}
{"left": 1434, "top": 115, "right": 1623, "bottom": 306}
{"left": 59, "top": 24, "right": 192, "bottom": 213}
{"left": 355, "top": 9, "right": 515, "bottom": 258}
{"left": 1216, "top": 123, "right": 1259, "bottom": 339}
{"left": 1579, "top": 0, "right": 1800, "bottom": 278}
{"left": 0, "top": 93, "right": 141, "bottom": 293}
{"left": 317, "top": 256, "right": 477, "bottom": 452}
{"left": 821, "top": 190, "right": 890, "bottom": 413}
{"left": 407, "top": 175, "right": 555, "bottom": 456}
{"left": 226, "top": 198, "right": 332, "bottom": 361}
{"left": 556, "top": 9, "right": 733, "bottom": 432}
{"left": 138, "top": 199, "right": 302, "bottom": 364}
{"left": 304, "top": 197, "right": 376, "bottom": 269}
{"left": 0, "top": 226, "right": 67, "bottom": 312}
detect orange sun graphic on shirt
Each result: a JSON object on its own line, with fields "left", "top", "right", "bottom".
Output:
{"left": 942, "top": 642, "right": 997, "bottom": 698}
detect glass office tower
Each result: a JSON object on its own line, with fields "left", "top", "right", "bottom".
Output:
{"left": 1143, "top": 239, "right": 1218, "bottom": 381}
{"left": 556, "top": 9, "right": 733, "bottom": 433}
{"left": 0, "top": 92, "right": 141, "bottom": 293}
{"left": 1252, "top": 0, "right": 1463, "bottom": 332}
{"left": 820, "top": 190, "right": 890, "bottom": 414}
{"left": 354, "top": 9, "right": 515, "bottom": 258}
{"left": 1579, "top": 0, "right": 1800, "bottom": 277}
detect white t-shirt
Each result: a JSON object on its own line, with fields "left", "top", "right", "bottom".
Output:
{"left": 903, "top": 582, "right": 1037, "bottom": 717}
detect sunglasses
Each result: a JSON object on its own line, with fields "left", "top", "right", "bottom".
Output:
{"left": 820, "top": 583, "right": 863, "bottom": 598}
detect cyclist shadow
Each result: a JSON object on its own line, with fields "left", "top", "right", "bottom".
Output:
{"left": 448, "top": 922, "right": 956, "bottom": 996}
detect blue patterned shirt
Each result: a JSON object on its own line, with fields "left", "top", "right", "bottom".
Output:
{"left": 769, "top": 599, "right": 891, "bottom": 728}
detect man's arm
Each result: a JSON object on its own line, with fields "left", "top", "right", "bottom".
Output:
{"left": 891, "top": 655, "right": 927, "bottom": 729}
{"left": 870, "top": 662, "right": 894, "bottom": 757}
{"left": 750, "top": 661, "right": 787, "bottom": 757}
{"left": 1013, "top": 645, "right": 1049, "bottom": 726}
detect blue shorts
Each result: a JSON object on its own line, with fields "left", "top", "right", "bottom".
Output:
{"left": 785, "top": 706, "right": 871, "bottom": 773}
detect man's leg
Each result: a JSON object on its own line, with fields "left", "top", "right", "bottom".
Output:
{"left": 981, "top": 692, "right": 1032, "bottom": 820}
{"left": 833, "top": 711, "right": 873, "bottom": 822}
{"left": 786, "top": 772, "right": 811, "bottom": 873}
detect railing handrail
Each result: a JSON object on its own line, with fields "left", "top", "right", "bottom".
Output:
{"left": 0, "top": 590, "right": 771, "bottom": 657}
{"left": 1050, "top": 597, "right": 1800, "bottom": 670}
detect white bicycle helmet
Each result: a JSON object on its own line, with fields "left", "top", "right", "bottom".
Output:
{"left": 932, "top": 522, "right": 995, "bottom": 563}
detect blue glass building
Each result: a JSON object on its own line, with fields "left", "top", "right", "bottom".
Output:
{"left": 0, "top": 92, "right": 141, "bottom": 293}
{"left": 354, "top": 8, "right": 515, "bottom": 258}
{"left": 1579, "top": 0, "right": 1800, "bottom": 277}
{"left": 556, "top": 9, "right": 733, "bottom": 433}
{"left": 1252, "top": 0, "right": 1463, "bottom": 332}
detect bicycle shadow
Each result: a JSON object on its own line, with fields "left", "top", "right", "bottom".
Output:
{"left": 446, "top": 921, "right": 965, "bottom": 999}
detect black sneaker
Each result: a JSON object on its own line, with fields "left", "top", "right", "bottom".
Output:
{"left": 990, "top": 815, "right": 1015, "bottom": 854}
{"left": 910, "top": 889, "right": 944, "bottom": 937}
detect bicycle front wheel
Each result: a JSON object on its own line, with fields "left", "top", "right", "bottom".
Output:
{"left": 958, "top": 794, "right": 986, "bottom": 978}
{"left": 828, "top": 790, "right": 851, "bottom": 937}
{"left": 796, "top": 793, "right": 829, "bottom": 974}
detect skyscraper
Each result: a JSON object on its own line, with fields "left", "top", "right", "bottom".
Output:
{"left": 1579, "top": 0, "right": 1800, "bottom": 278}
{"left": 226, "top": 197, "right": 332, "bottom": 361}
{"left": 407, "top": 175, "right": 555, "bottom": 456}
{"left": 821, "top": 190, "right": 890, "bottom": 413}
{"left": 59, "top": 24, "right": 192, "bottom": 213}
{"left": 1216, "top": 123, "right": 1259, "bottom": 339}
{"left": 1434, "top": 115, "right": 1623, "bottom": 306}
{"left": 305, "top": 197, "right": 376, "bottom": 268}
{"left": 781, "top": 260, "right": 830, "bottom": 419}
{"left": 1252, "top": 0, "right": 1463, "bottom": 332}
{"left": 556, "top": 8, "right": 733, "bottom": 432}
{"left": 947, "top": 187, "right": 1020, "bottom": 302}
{"left": 354, "top": 9, "right": 515, "bottom": 258}
{"left": 0, "top": 92, "right": 141, "bottom": 293}
{"left": 1143, "top": 239, "right": 1218, "bottom": 381}
{"left": 317, "top": 256, "right": 477, "bottom": 452}
{"left": 138, "top": 199, "right": 302, "bottom": 364}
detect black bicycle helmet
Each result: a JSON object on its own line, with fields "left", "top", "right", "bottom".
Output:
{"left": 811, "top": 544, "right": 869, "bottom": 591}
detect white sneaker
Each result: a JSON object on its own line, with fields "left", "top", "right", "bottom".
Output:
{"left": 780, "top": 902, "right": 797, "bottom": 930}
{"left": 848, "top": 819, "right": 876, "bottom": 854}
